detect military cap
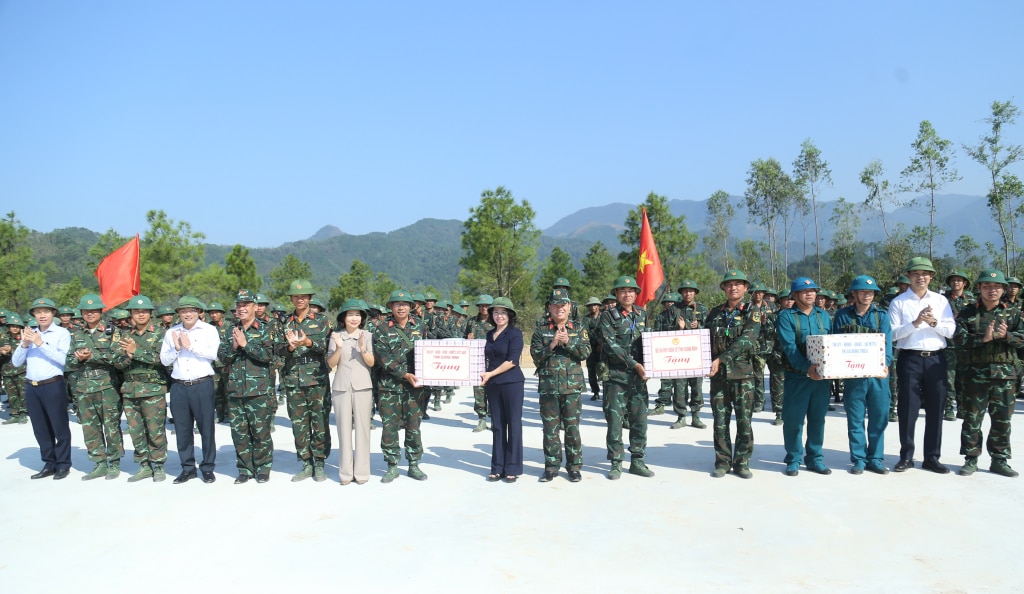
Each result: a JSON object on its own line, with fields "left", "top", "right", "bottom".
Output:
{"left": 127, "top": 295, "right": 155, "bottom": 310}
{"left": 547, "top": 288, "right": 571, "bottom": 305}
{"left": 236, "top": 289, "right": 257, "bottom": 303}
{"left": 778, "top": 288, "right": 791, "bottom": 298}
{"left": 603, "top": 294, "right": 617, "bottom": 303}
{"left": 72, "top": 308, "right": 82, "bottom": 319}
{"left": 896, "top": 275, "right": 911, "bottom": 285}
{"left": 836, "top": 296, "right": 848, "bottom": 306}
{"left": 197, "top": 301, "right": 207, "bottom": 312}
{"left": 5, "top": 313, "right": 25, "bottom": 327}
{"left": 340, "top": 298, "right": 367, "bottom": 313}
{"left": 206, "top": 301, "right": 226, "bottom": 313}
{"left": 29, "top": 298, "right": 58, "bottom": 314}
{"left": 109, "top": 309, "right": 130, "bottom": 320}
{"left": 1007, "top": 276, "right": 1023, "bottom": 288}
{"left": 976, "top": 269, "right": 1008, "bottom": 286}
{"left": 491, "top": 296, "right": 516, "bottom": 314}
{"left": 387, "top": 290, "right": 415, "bottom": 305}
{"left": 585, "top": 296, "right": 602, "bottom": 306}
{"left": 765, "top": 287, "right": 778, "bottom": 296}
{"left": 271, "top": 304, "right": 286, "bottom": 313}
{"left": 790, "top": 276, "right": 820, "bottom": 294}
{"left": 677, "top": 279, "right": 700, "bottom": 294}
{"left": 424, "top": 292, "right": 437, "bottom": 302}
{"left": 886, "top": 286, "right": 899, "bottom": 296}
{"left": 435, "top": 298, "right": 449, "bottom": 309}
{"left": 155, "top": 305, "right": 174, "bottom": 316}
{"left": 286, "top": 280, "right": 315, "bottom": 296}
{"left": 0, "top": 308, "right": 7, "bottom": 318}
{"left": 411, "top": 292, "right": 425, "bottom": 304}
{"left": 660, "top": 292, "right": 678, "bottom": 303}
{"left": 457, "top": 304, "right": 469, "bottom": 316}
{"left": 77, "top": 294, "right": 105, "bottom": 311}
{"left": 905, "top": 257, "right": 936, "bottom": 274}
{"left": 57, "top": 305, "right": 74, "bottom": 315}
{"left": 553, "top": 277, "right": 572, "bottom": 289}
{"left": 750, "top": 282, "right": 767, "bottom": 293}
{"left": 310, "top": 297, "right": 326, "bottom": 310}
{"left": 848, "top": 275, "right": 881, "bottom": 293}
{"left": 254, "top": 293, "right": 271, "bottom": 305}
{"left": 175, "top": 296, "right": 204, "bottom": 311}
{"left": 612, "top": 275, "right": 639, "bottom": 290}
{"left": 719, "top": 270, "right": 750, "bottom": 290}
{"left": 476, "top": 294, "right": 494, "bottom": 306}
{"left": 945, "top": 269, "right": 971, "bottom": 288}
{"left": 460, "top": 299, "right": 470, "bottom": 308}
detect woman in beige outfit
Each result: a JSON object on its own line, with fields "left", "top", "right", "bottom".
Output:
{"left": 327, "top": 299, "right": 375, "bottom": 485}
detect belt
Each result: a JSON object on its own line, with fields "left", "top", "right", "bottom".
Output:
{"left": 28, "top": 376, "right": 62, "bottom": 387}
{"left": 905, "top": 350, "right": 937, "bottom": 357}
{"left": 173, "top": 376, "right": 212, "bottom": 386}
{"left": 289, "top": 356, "right": 319, "bottom": 366}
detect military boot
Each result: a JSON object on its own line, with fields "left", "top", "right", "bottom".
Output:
{"left": 313, "top": 460, "right": 327, "bottom": 482}
{"left": 127, "top": 464, "right": 153, "bottom": 483}
{"left": 105, "top": 461, "right": 120, "bottom": 480}
{"left": 17, "top": 415, "right": 28, "bottom": 424}
{"left": 473, "top": 418, "right": 487, "bottom": 432}
{"left": 2, "top": 415, "right": 17, "bottom": 425}
{"left": 943, "top": 407, "right": 956, "bottom": 422}
{"left": 407, "top": 464, "right": 428, "bottom": 481}
{"left": 958, "top": 456, "right": 978, "bottom": 476}
{"left": 82, "top": 462, "right": 107, "bottom": 481}
{"left": 772, "top": 413, "right": 783, "bottom": 426}
{"left": 291, "top": 461, "right": 313, "bottom": 482}
{"left": 690, "top": 411, "right": 706, "bottom": 429}
{"left": 607, "top": 461, "right": 622, "bottom": 480}
{"left": 152, "top": 464, "right": 167, "bottom": 482}
{"left": 432, "top": 395, "right": 441, "bottom": 411}
{"left": 381, "top": 464, "right": 399, "bottom": 484}
{"left": 629, "top": 459, "right": 655, "bottom": 478}
{"left": 991, "top": 459, "right": 1019, "bottom": 478}
{"left": 670, "top": 415, "right": 686, "bottom": 429}
{"left": 651, "top": 403, "right": 665, "bottom": 416}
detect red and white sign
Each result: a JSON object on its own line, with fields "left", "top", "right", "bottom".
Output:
{"left": 805, "top": 333, "right": 887, "bottom": 379}
{"left": 642, "top": 329, "right": 712, "bottom": 379}
{"left": 414, "top": 339, "right": 486, "bottom": 386}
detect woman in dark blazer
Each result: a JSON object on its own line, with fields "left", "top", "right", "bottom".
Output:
{"left": 480, "top": 296, "right": 526, "bottom": 482}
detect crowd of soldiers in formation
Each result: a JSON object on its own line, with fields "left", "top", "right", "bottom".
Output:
{"left": 1, "top": 265, "right": 1021, "bottom": 483}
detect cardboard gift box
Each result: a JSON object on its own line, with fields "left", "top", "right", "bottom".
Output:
{"left": 805, "top": 333, "right": 887, "bottom": 379}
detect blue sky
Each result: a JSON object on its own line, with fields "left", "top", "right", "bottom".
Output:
{"left": 1, "top": 2, "right": 1021, "bottom": 247}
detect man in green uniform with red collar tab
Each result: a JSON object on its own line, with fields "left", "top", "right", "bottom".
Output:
{"left": 944, "top": 269, "right": 972, "bottom": 421}
{"left": 275, "top": 280, "right": 331, "bottom": 482}
{"left": 1, "top": 313, "right": 28, "bottom": 424}
{"left": 597, "top": 275, "right": 653, "bottom": 480}
{"left": 465, "top": 294, "right": 494, "bottom": 432}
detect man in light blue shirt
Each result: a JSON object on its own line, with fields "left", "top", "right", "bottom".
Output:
{"left": 12, "top": 298, "right": 72, "bottom": 479}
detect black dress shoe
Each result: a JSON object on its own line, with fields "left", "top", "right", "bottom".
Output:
{"left": 31, "top": 468, "right": 56, "bottom": 480}
{"left": 568, "top": 470, "right": 582, "bottom": 483}
{"left": 201, "top": 471, "right": 216, "bottom": 483}
{"left": 53, "top": 469, "right": 70, "bottom": 480}
{"left": 539, "top": 470, "right": 557, "bottom": 483}
{"left": 173, "top": 470, "right": 197, "bottom": 484}
{"left": 234, "top": 474, "right": 250, "bottom": 484}
{"left": 256, "top": 473, "right": 270, "bottom": 483}
{"left": 922, "top": 459, "right": 950, "bottom": 474}
{"left": 893, "top": 459, "right": 914, "bottom": 473}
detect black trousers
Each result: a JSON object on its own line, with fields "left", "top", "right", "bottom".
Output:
{"left": 896, "top": 350, "right": 947, "bottom": 462}
{"left": 25, "top": 377, "right": 72, "bottom": 471}
{"left": 169, "top": 379, "right": 216, "bottom": 473}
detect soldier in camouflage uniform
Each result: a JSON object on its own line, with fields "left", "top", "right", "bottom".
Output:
{"left": 465, "top": 295, "right": 494, "bottom": 432}
{"left": 1, "top": 314, "right": 28, "bottom": 424}
{"left": 705, "top": 270, "right": 762, "bottom": 478}
{"left": 275, "top": 280, "right": 331, "bottom": 482}
{"left": 597, "top": 275, "right": 653, "bottom": 480}
{"left": 954, "top": 270, "right": 1023, "bottom": 477}
{"left": 374, "top": 290, "right": 428, "bottom": 482}
{"left": 66, "top": 294, "right": 125, "bottom": 480}
{"left": 111, "top": 296, "right": 170, "bottom": 482}
{"left": 583, "top": 297, "right": 604, "bottom": 401}
{"left": 657, "top": 280, "right": 710, "bottom": 429}
{"left": 650, "top": 291, "right": 679, "bottom": 416}
{"left": 220, "top": 290, "right": 275, "bottom": 483}
{"left": 530, "top": 288, "right": 592, "bottom": 483}
{"left": 747, "top": 282, "right": 774, "bottom": 413}
{"left": 944, "top": 270, "right": 972, "bottom": 422}
{"left": 206, "top": 302, "right": 230, "bottom": 423}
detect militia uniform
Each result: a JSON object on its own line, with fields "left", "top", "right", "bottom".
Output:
{"left": 112, "top": 296, "right": 170, "bottom": 482}
{"left": 705, "top": 271, "right": 761, "bottom": 478}
{"left": 1, "top": 315, "right": 28, "bottom": 424}
{"left": 954, "top": 270, "right": 1022, "bottom": 477}
{"left": 597, "top": 276, "right": 653, "bottom": 480}
{"left": 655, "top": 280, "right": 710, "bottom": 429}
{"left": 582, "top": 297, "right": 604, "bottom": 401}
{"left": 465, "top": 295, "right": 495, "bottom": 432}
{"left": 530, "top": 288, "right": 591, "bottom": 482}
{"left": 944, "top": 270, "right": 972, "bottom": 421}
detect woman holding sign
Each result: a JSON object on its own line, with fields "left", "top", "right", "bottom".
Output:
{"left": 480, "top": 297, "right": 525, "bottom": 483}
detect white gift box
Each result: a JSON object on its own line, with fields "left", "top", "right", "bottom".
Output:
{"left": 642, "top": 329, "right": 712, "bottom": 379}
{"left": 805, "top": 333, "right": 887, "bottom": 379}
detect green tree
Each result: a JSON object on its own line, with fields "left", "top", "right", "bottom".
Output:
{"left": 268, "top": 254, "right": 314, "bottom": 304}
{"left": 732, "top": 239, "right": 770, "bottom": 291}
{"left": 827, "top": 197, "right": 861, "bottom": 290}
{"left": 140, "top": 210, "right": 206, "bottom": 304}
{"left": 225, "top": 244, "right": 262, "bottom": 291}
{"left": 793, "top": 139, "right": 832, "bottom": 279}
{"left": 860, "top": 159, "right": 898, "bottom": 240}
{"left": 329, "top": 260, "right": 373, "bottom": 310}
{"left": 577, "top": 241, "right": 617, "bottom": 301}
{"left": 0, "top": 212, "right": 48, "bottom": 311}
{"left": 953, "top": 235, "right": 987, "bottom": 275}
{"left": 964, "top": 100, "right": 1024, "bottom": 275}
{"left": 458, "top": 186, "right": 540, "bottom": 306}
{"left": 535, "top": 247, "right": 580, "bottom": 302}
{"left": 47, "top": 277, "right": 87, "bottom": 309}
{"left": 184, "top": 263, "right": 235, "bottom": 306}
{"left": 702, "top": 190, "right": 735, "bottom": 273}
{"left": 744, "top": 159, "right": 797, "bottom": 288}
{"left": 87, "top": 228, "right": 130, "bottom": 270}
{"left": 371, "top": 272, "right": 400, "bottom": 306}
{"left": 899, "top": 120, "right": 961, "bottom": 260}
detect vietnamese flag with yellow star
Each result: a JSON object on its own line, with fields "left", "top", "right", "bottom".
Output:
{"left": 635, "top": 207, "right": 665, "bottom": 307}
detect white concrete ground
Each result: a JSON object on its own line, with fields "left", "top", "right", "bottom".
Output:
{"left": 2, "top": 375, "right": 1023, "bottom": 593}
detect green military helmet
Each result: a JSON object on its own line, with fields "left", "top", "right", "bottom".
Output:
{"left": 896, "top": 274, "right": 911, "bottom": 285}
{"left": 27, "top": 317, "right": 38, "bottom": 328}
{"left": 677, "top": 279, "right": 700, "bottom": 294}
{"left": 905, "top": 256, "right": 936, "bottom": 274}
{"left": 719, "top": 270, "right": 750, "bottom": 290}
{"left": 435, "top": 298, "right": 449, "bottom": 309}
{"left": 547, "top": 288, "right": 571, "bottom": 305}
{"left": 254, "top": 292, "right": 271, "bottom": 305}
{"left": 945, "top": 269, "right": 972, "bottom": 288}
{"left": 155, "top": 305, "right": 174, "bottom": 317}
{"left": 660, "top": 291, "right": 678, "bottom": 303}
{"left": 340, "top": 298, "right": 367, "bottom": 313}
{"left": 976, "top": 269, "right": 1008, "bottom": 286}
{"left": 886, "top": 286, "right": 899, "bottom": 296}
{"left": 460, "top": 299, "right": 470, "bottom": 308}
{"left": 585, "top": 296, "right": 602, "bottom": 306}
{"left": 424, "top": 292, "right": 437, "bottom": 302}
{"left": 29, "top": 298, "right": 59, "bottom": 314}
{"left": 848, "top": 275, "right": 881, "bottom": 294}
{"left": 612, "top": 275, "right": 639, "bottom": 290}
{"left": 126, "top": 295, "right": 155, "bottom": 310}
{"left": 476, "top": 294, "right": 494, "bottom": 306}
{"left": 836, "top": 296, "right": 847, "bottom": 306}
{"left": 176, "top": 295, "right": 204, "bottom": 311}
{"left": 77, "top": 294, "right": 104, "bottom": 311}
{"left": 1007, "top": 276, "right": 1023, "bottom": 289}
{"left": 553, "top": 277, "right": 572, "bottom": 289}
{"left": 0, "top": 308, "right": 8, "bottom": 318}
{"left": 196, "top": 301, "right": 207, "bottom": 312}
{"left": 236, "top": 289, "right": 257, "bottom": 303}
{"left": 765, "top": 287, "right": 778, "bottom": 296}
{"left": 491, "top": 296, "right": 516, "bottom": 314}
{"left": 778, "top": 288, "right": 791, "bottom": 299}
{"left": 412, "top": 292, "right": 426, "bottom": 304}
{"left": 206, "top": 301, "right": 226, "bottom": 313}
{"left": 602, "top": 293, "right": 617, "bottom": 304}
{"left": 57, "top": 305, "right": 75, "bottom": 316}
{"left": 457, "top": 304, "right": 469, "bottom": 316}
{"left": 271, "top": 304, "right": 287, "bottom": 314}
{"left": 287, "top": 280, "right": 315, "bottom": 296}
{"left": 72, "top": 308, "right": 83, "bottom": 319}
{"left": 387, "top": 289, "right": 415, "bottom": 306}
{"left": 310, "top": 296, "right": 326, "bottom": 310}
{"left": 109, "top": 308, "right": 130, "bottom": 320}
{"left": 5, "top": 312, "right": 25, "bottom": 327}
{"left": 750, "top": 282, "right": 767, "bottom": 293}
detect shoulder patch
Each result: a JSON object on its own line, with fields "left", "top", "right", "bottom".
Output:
{"left": 751, "top": 311, "right": 762, "bottom": 323}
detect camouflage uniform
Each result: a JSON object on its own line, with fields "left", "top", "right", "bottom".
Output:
{"left": 954, "top": 295, "right": 1023, "bottom": 475}
{"left": 112, "top": 323, "right": 169, "bottom": 476}
{"left": 530, "top": 316, "right": 591, "bottom": 474}
{"left": 220, "top": 317, "right": 275, "bottom": 478}
{"left": 275, "top": 309, "right": 330, "bottom": 472}
{"left": 66, "top": 321, "right": 125, "bottom": 476}
{"left": 374, "top": 309, "right": 427, "bottom": 475}
{"left": 654, "top": 300, "right": 709, "bottom": 426}
{"left": 1, "top": 325, "right": 27, "bottom": 423}
{"left": 597, "top": 289, "right": 649, "bottom": 473}
{"left": 747, "top": 299, "right": 776, "bottom": 412}
{"left": 705, "top": 301, "right": 762, "bottom": 474}
{"left": 465, "top": 311, "right": 494, "bottom": 429}
{"left": 945, "top": 289, "right": 971, "bottom": 420}
{"left": 583, "top": 307, "right": 604, "bottom": 400}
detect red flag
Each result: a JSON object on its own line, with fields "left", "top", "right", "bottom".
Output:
{"left": 635, "top": 208, "right": 665, "bottom": 307}
{"left": 95, "top": 234, "right": 141, "bottom": 312}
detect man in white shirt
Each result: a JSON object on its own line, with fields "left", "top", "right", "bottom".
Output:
{"left": 11, "top": 298, "right": 73, "bottom": 479}
{"left": 888, "top": 257, "right": 956, "bottom": 474}
{"left": 160, "top": 296, "right": 220, "bottom": 484}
